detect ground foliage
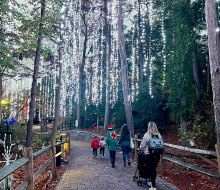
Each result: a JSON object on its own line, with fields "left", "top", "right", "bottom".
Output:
{"left": 10, "top": 151, "right": 65, "bottom": 190}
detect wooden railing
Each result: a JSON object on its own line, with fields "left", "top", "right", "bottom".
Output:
{"left": 0, "top": 133, "right": 70, "bottom": 190}
{"left": 132, "top": 135, "right": 220, "bottom": 179}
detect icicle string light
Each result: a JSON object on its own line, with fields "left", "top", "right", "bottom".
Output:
{"left": 161, "top": 1, "right": 167, "bottom": 86}
{"left": 131, "top": 0, "right": 150, "bottom": 101}
{"left": 148, "top": 0, "right": 153, "bottom": 98}
{"left": 110, "top": 0, "right": 119, "bottom": 105}
{"left": 217, "top": 0, "right": 220, "bottom": 32}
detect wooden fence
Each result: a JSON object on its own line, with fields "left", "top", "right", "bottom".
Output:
{"left": 133, "top": 135, "right": 220, "bottom": 179}
{"left": 0, "top": 133, "right": 70, "bottom": 190}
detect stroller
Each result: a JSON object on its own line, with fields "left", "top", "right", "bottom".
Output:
{"left": 133, "top": 150, "right": 156, "bottom": 187}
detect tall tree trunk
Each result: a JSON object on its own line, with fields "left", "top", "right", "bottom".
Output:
{"left": 51, "top": 45, "right": 62, "bottom": 142}
{"left": 88, "top": 60, "right": 93, "bottom": 104}
{"left": 206, "top": 58, "right": 210, "bottom": 93}
{"left": 103, "top": 0, "right": 111, "bottom": 130}
{"left": 0, "top": 74, "right": 3, "bottom": 122}
{"left": 138, "top": 0, "right": 144, "bottom": 86}
{"left": 192, "top": 45, "right": 200, "bottom": 100}
{"left": 25, "top": 0, "right": 45, "bottom": 147}
{"left": 77, "top": 34, "right": 88, "bottom": 128}
{"left": 118, "top": 1, "right": 134, "bottom": 135}
{"left": 180, "top": 96, "right": 188, "bottom": 146}
{"left": 50, "top": 45, "right": 62, "bottom": 179}
{"left": 192, "top": 42, "right": 202, "bottom": 114}
{"left": 0, "top": 18, "right": 4, "bottom": 123}
{"left": 45, "top": 75, "right": 49, "bottom": 116}
{"left": 205, "top": 0, "right": 220, "bottom": 143}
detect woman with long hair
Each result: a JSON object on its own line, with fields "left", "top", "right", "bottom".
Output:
{"left": 140, "top": 121, "right": 163, "bottom": 187}
{"left": 119, "top": 124, "right": 131, "bottom": 166}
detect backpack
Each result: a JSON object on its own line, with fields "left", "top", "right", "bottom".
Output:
{"left": 99, "top": 140, "right": 106, "bottom": 148}
{"left": 148, "top": 135, "right": 164, "bottom": 155}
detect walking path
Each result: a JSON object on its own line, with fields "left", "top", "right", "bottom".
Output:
{"left": 55, "top": 134, "right": 179, "bottom": 190}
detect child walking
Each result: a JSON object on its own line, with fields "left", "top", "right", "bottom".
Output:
{"left": 91, "top": 136, "right": 99, "bottom": 157}
{"left": 99, "top": 137, "right": 106, "bottom": 158}
{"left": 106, "top": 133, "right": 119, "bottom": 168}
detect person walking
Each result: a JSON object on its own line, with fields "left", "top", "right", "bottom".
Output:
{"left": 91, "top": 136, "right": 99, "bottom": 158}
{"left": 140, "top": 121, "right": 163, "bottom": 188}
{"left": 106, "top": 125, "right": 115, "bottom": 140}
{"left": 119, "top": 124, "right": 132, "bottom": 166}
{"left": 99, "top": 136, "right": 106, "bottom": 158}
{"left": 106, "top": 125, "right": 115, "bottom": 148}
{"left": 106, "top": 132, "right": 119, "bottom": 168}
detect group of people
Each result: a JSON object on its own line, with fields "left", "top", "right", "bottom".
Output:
{"left": 91, "top": 136, "right": 106, "bottom": 158}
{"left": 91, "top": 124, "right": 132, "bottom": 168}
{"left": 90, "top": 121, "right": 162, "bottom": 188}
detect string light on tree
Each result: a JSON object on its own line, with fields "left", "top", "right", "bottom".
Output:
{"left": 161, "top": 1, "right": 167, "bottom": 86}
{"left": 148, "top": 0, "right": 153, "bottom": 98}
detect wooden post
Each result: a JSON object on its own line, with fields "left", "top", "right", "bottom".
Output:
{"left": 24, "top": 147, "right": 34, "bottom": 190}
{"left": 68, "top": 133, "right": 71, "bottom": 154}
{"left": 160, "top": 155, "right": 166, "bottom": 176}
{"left": 134, "top": 135, "right": 138, "bottom": 161}
{"left": 51, "top": 140, "right": 57, "bottom": 178}
{"left": 215, "top": 143, "right": 220, "bottom": 175}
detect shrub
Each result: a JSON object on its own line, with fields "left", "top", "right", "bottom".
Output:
{"left": 11, "top": 125, "right": 27, "bottom": 144}
{"left": 182, "top": 116, "right": 216, "bottom": 150}
{"left": 33, "top": 136, "right": 43, "bottom": 149}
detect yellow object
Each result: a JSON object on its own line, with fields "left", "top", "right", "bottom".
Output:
{"left": 56, "top": 132, "right": 70, "bottom": 158}
{"left": 64, "top": 142, "right": 68, "bottom": 151}
{"left": 56, "top": 133, "right": 67, "bottom": 141}
{"left": 55, "top": 152, "right": 62, "bottom": 157}
{"left": 56, "top": 134, "right": 61, "bottom": 141}
{"left": 63, "top": 141, "right": 68, "bottom": 159}
{"left": 0, "top": 99, "right": 10, "bottom": 105}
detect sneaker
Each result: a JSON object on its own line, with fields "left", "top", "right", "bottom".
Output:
{"left": 93, "top": 155, "right": 96, "bottom": 157}
{"left": 100, "top": 155, "right": 102, "bottom": 158}
{"left": 123, "top": 163, "right": 126, "bottom": 167}
{"left": 112, "top": 164, "right": 115, "bottom": 168}
{"left": 128, "top": 161, "right": 131, "bottom": 166}
{"left": 147, "top": 181, "right": 152, "bottom": 187}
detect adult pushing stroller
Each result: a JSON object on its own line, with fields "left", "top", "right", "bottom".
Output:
{"left": 133, "top": 150, "right": 159, "bottom": 187}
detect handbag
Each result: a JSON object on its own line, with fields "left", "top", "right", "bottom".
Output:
{"left": 130, "top": 134, "right": 134, "bottom": 149}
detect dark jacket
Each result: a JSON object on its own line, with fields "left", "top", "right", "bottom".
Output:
{"left": 119, "top": 131, "right": 130, "bottom": 144}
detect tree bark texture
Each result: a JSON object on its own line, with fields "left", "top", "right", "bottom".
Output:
{"left": 192, "top": 43, "right": 201, "bottom": 101}
{"left": 118, "top": 1, "right": 134, "bottom": 135}
{"left": 138, "top": 1, "right": 144, "bottom": 86}
{"left": 51, "top": 45, "right": 62, "bottom": 143}
{"left": 25, "top": 0, "right": 45, "bottom": 147}
{"left": 50, "top": 44, "right": 63, "bottom": 178}
{"left": 88, "top": 60, "right": 93, "bottom": 104}
{"left": 103, "top": 0, "right": 111, "bottom": 130}
{"left": 205, "top": 0, "right": 220, "bottom": 143}
{"left": 77, "top": 33, "right": 88, "bottom": 128}
{"left": 206, "top": 60, "right": 211, "bottom": 93}
{"left": 192, "top": 42, "right": 202, "bottom": 114}
{"left": 0, "top": 74, "right": 3, "bottom": 122}
{"left": 180, "top": 96, "right": 188, "bottom": 146}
